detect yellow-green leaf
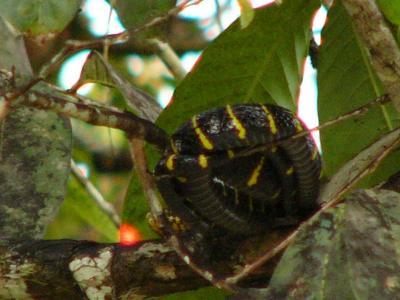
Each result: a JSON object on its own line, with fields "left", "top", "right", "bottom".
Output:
{"left": 237, "top": 0, "right": 255, "bottom": 28}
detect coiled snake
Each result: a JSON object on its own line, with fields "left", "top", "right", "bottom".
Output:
{"left": 155, "top": 103, "right": 321, "bottom": 235}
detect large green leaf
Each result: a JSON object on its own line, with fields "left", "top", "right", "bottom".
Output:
{"left": 317, "top": 1, "right": 400, "bottom": 185}
{"left": 0, "top": 0, "right": 81, "bottom": 36}
{"left": 263, "top": 189, "right": 400, "bottom": 299}
{"left": 157, "top": 0, "right": 319, "bottom": 134}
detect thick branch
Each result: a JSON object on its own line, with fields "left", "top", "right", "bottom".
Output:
{"left": 341, "top": 0, "right": 400, "bottom": 111}
{"left": 0, "top": 238, "right": 276, "bottom": 299}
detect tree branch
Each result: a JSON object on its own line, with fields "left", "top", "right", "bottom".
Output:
{"left": 11, "top": 88, "right": 169, "bottom": 150}
{"left": 0, "top": 18, "right": 71, "bottom": 239}
{"left": 148, "top": 39, "right": 187, "bottom": 81}
{"left": 341, "top": 0, "right": 400, "bottom": 111}
{"left": 0, "top": 238, "right": 276, "bottom": 299}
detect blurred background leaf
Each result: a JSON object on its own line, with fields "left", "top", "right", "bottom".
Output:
{"left": 0, "top": 0, "right": 82, "bottom": 36}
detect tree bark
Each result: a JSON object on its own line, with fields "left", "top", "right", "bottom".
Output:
{"left": 0, "top": 16, "right": 71, "bottom": 240}
{"left": 342, "top": 0, "right": 400, "bottom": 111}
{"left": 0, "top": 238, "right": 276, "bottom": 299}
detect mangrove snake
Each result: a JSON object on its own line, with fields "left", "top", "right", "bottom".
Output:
{"left": 155, "top": 103, "right": 321, "bottom": 235}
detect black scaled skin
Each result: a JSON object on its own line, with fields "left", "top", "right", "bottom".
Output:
{"left": 155, "top": 103, "right": 321, "bottom": 235}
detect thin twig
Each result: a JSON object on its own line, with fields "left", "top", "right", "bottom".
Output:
{"left": 128, "top": 137, "right": 164, "bottom": 220}
{"left": 221, "top": 124, "right": 400, "bottom": 287}
{"left": 71, "top": 159, "right": 121, "bottom": 228}
{"left": 0, "top": 70, "right": 42, "bottom": 121}
{"left": 221, "top": 229, "right": 297, "bottom": 287}
{"left": 38, "top": 0, "right": 201, "bottom": 79}
{"left": 103, "top": 2, "right": 118, "bottom": 160}
{"left": 149, "top": 39, "right": 187, "bottom": 81}
{"left": 128, "top": 135, "right": 231, "bottom": 290}
{"left": 318, "top": 128, "right": 400, "bottom": 205}
{"left": 235, "top": 94, "right": 390, "bottom": 159}
{"left": 124, "top": 0, "right": 203, "bottom": 37}
{"left": 18, "top": 90, "right": 168, "bottom": 149}
{"left": 175, "top": 94, "right": 392, "bottom": 167}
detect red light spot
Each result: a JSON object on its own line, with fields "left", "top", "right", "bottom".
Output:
{"left": 119, "top": 223, "right": 141, "bottom": 246}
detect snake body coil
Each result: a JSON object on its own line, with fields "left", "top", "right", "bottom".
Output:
{"left": 155, "top": 103, "right": 321, "bottom": 234}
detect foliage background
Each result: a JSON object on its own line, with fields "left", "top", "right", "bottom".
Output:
{"left": 2, "top": 0, "right": 400, "bottom": 298}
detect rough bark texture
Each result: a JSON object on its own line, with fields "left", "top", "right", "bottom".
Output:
{"left": 342, "top": 0, "right": 400, "bottom": 111}
{"left": 0, "top": 238, "right": 277, "bottom": 299}
{"left": 0, "top": 106, "right": 71, "bottom": 239}
{"left": 0, "top": 19, "right": 72, "bottom": 239}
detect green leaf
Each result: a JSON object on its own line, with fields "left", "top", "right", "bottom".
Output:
{"left": 157, "top": 0, "right": 319, "bottom": 135}
{"left": 317, "top": 1, "right": 400, "bottom": 185}
{"left": 264, "top": 189, "right": 400, "bottom": 299}
{"left": 80, "top": 51, "right": 162, "bottom": 234}
{"left": 77, "top": 51, "right": 115, "bottom": 89}
{"left": 237, "top": 0, "right": 255, "bottom": 28}
{"left": 114, "top": 0, "right": 174, "bottom": 32}
{"left": 46, "top": 177, "right": 118, "bottom": 242}
{"left": 0, "top": 0, "right": 82, "bottom": 36}
{"left": 78, "top": 51, "right": 161, "bottom": 122}
{"left": 141, "top": 0, "right": 319, "bottom": 229}
{"left": 377, "top": 0, "right": 400, "bottom": 25}
{"left": 0, "top": 18, "right": 32, "bottom": 73}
